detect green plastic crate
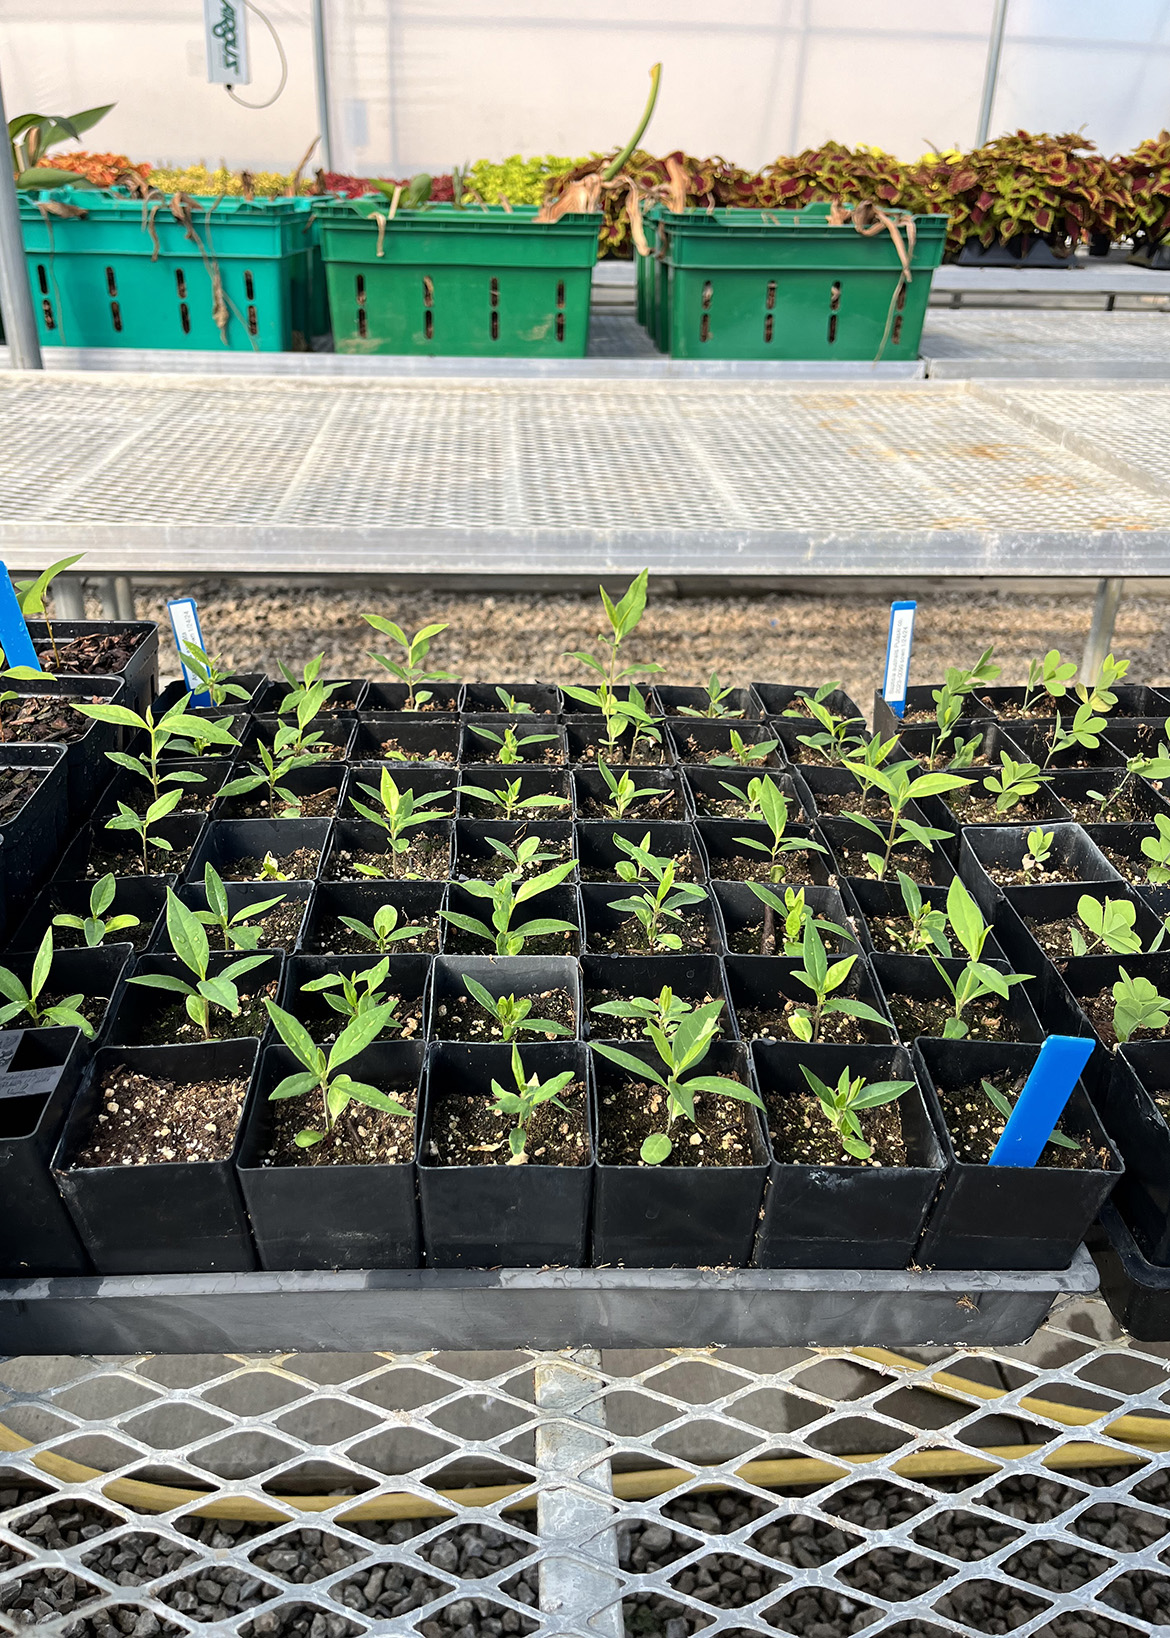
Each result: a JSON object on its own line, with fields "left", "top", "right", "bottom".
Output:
{"left": 647, "top": 205, "right": 946, "bottom": 360}
{"left": 19, "top": 188, "right": 322, "bottom": 351}
{"left": 316, "top": 201, "right": 600, "bottom": 357}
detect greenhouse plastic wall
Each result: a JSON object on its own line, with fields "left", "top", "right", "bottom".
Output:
{"left": 5, "top": 1, "right": 1170, "bottom": 178}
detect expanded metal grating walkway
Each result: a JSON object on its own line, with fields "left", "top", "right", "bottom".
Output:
{"left": 2, "top": 374, "right": 1170, "bottom": 577}
{"left": 2, "top": 1297, "right": 1170, "bottom": 1638}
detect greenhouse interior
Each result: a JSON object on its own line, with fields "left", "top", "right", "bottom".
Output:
{"left": 5, "top": 5, "right": 1170, "bottom": 1636}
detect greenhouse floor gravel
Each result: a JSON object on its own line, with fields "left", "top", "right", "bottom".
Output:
{"left": 3, "top": 1297, "right": 1170, "bottom": 1638}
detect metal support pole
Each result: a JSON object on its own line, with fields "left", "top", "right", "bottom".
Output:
{"left": 94, "top": 576, "right": 120, "bottom": 620}
{"left": 535, "top": 1350, "right": 623, "bottom": 1638}
{"left": 0, "top": 69, "right": 42, "bottom": 370}
{"left": 1082, "top": 576, "right": 1124, "bottom": 686}
{"left": 113, "top": 575, "right": 134, "bottom": 623}
{"left": 310, "top": 0, "right": 334, "bottom": 173}
{"left": 975, "top": 0, "right": 1009, "bottom": 146}
{"left": 52, "top": 575, "right": 85, "bottom": 620}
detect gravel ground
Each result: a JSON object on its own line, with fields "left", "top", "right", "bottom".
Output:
{"left": 108, "top": 581, "right": 1170, "bottom": 717}
{"left": 616, "top": 1469, "right": 1170, "bottom": 1637}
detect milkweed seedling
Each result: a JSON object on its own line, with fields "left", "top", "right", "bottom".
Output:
{"left": 460, "top": 777, "right": 570, "bottom": 820}
{"left": 461, "top": 973, "right": 572, "bottom": 1043}
{"left": 1113, "top": 970, "right": 1170, "bottom": 1044}
{"left": 594, "top": 1000, "right": 763, "bottom": 1165}
{"left": 493, "top": 688, "right": 535, "bottom": 714}
{"left": 274, "top": 653, "right": 346, "bottom": 717}
{"left": 339, "top": 902, "right": 429, "bottom": 953}
{"left": 441, "top": 861, "right": 577, "bottom": 956}
{"left": 979, "top": 1076, "right": 1082, "bottom": 1152}
{"left": 218, "top": 737, "right": 325, "bottom": 818}
{"left": 349, "top": 768, "right": 453, "bottom": 864}
{"left": 591, "top": 985, "right": 705, "bottom": 1040}
{"left": 886, "top": 872, "right": 952, "bottom": 957}
{"left": 928, "top": 878, "right": 1032, "bottom": 1040}
{"left": 52, "top": 873, "right": 141, "bottom": 948}
{"left": 840, "top": 758, "right": 965, "bottom": 881}
{"left": 264, "top": 1000, "right": 411, "bottom": 1149}
{"left": 677, "top": 674, "right": 744, "bottom": 719}
{"left": 784, "top": 684, "right": 866, "bottom": 764}
{"left": 734, "top": 775, "right": 827, "bottom": 882}
{"left": 593, "top": 761, "right": 668, "bottom": 820}
{"left": 12, "top": 553, "right": 84, "bottom": 667}
{"left": 361, "top": 615, "right": 459, "bottom": 711}
{"left": 746, "top": 882, "right": 851, "bottom": 958}
{"left": 489, "top": 1044, "right": 578, "bottom": 1163}
{"left": 0, "top": 929, "right": 95, "bottom": 1035}
{"left": 178, "top": 643, "right": 253, "bottom": 708}
{"left": 563, "top": 569, "right": 663, "bottom": 756}
{"left": 787, "top": 919, "right": 890, "bottom": 1044}
{"left": 128, "top": 889, "right": 268, "bottom": 1041}
{"left": 192, "top": 863, "right": 284, "bottom": 953}
{"left": 708, "top": 729, "right": 779, "bottom": 768}
{"left": 470, "top": 723, "right": 560, "bottom": 764}
{"left": 799, "top": 1063, "right": 915, "bottom": 1161}
{"left": 607, "top": 846, "right": 708, "bottom": 953}
{"left": 301, "top": 957, "right": 403, "bottom": 1031}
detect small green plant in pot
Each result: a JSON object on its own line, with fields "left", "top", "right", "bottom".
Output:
{"left": 178, "top": 643, "right": 254, "bottom": 708}
{"left": 0, "top": 930, "right": 96, "bottom": 1035}
{"left": 926, "top": 879, "right": 1033, "bottom": 1040}
{"left": 563, "top": 569, "right": 663, "bottom": 758}
{"left": 339, "top": 902, "right": 430, "bottom": 953}
{"left": 787, "top": 920, "right": 891, "bottom": 1044}
{"left": 191, "top": 864, "right": 285, "bottom": 953}
{"left": 441, "top": 861, "right": 577, "bottom": 955}
{"left": 470, "top": 722, "right": 560, "bottom": 765}
{"left": 607, "top": 844, "right": 708, "bottom": 953}
{"left": 1112, "top": 971, "right": 1170, "bottom": 1044}
{"left": 264, "top": 1001, "right": 412, "bottom": 1149}
{"left": 361, "top": 616, "right": 459, "bottom": 710}
{"left": 461, "top": 973, "right": 572, "bottom": 1043}
{"left": 747, "top": 883, "right": 851, "bottom": 958}
{"left": 460, "top": 776, "right": 569, "bottom": 820}
{"left": 677, "top": 674, "right": 744, "bottom": 719}
{"left": 591, "top": 986, "right": 708, "bottom": 1040}
{"left": 840, "top": 758, "right": 966, "bottom": 881}
{"left": 593, "top": 1001, "right": 762, "bottom": 1165}
{"left": 734, "top": 775, "right": 828, "bottom": 881}
{"left": 301, "top": 958, "right": 405, "bottom": 1034}
{"left": 783, "top": 684, "right": 865, "bottom": 764}
{"left": 128, "top": 889, "right": 269, "bottom": 1041}
{"left": 489, "top": 1044, "right": 578, "bottom": 1163}
{"left": 348, "top": 768, "right": 453, "bottom": 875}
{"left": 52, "top": 874, "right": 141, "bottom": 948}
{"left": 591, "top": 762, "right": 668, "bottom": 820}
{"left": 798, "top": 1064, "right": 915, "bottom": 1161}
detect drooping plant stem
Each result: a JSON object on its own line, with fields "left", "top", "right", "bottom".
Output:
{"left": 602, "top": 64, "right": 663, "bottom": 182}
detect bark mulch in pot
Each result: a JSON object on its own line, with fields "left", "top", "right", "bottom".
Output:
{"left": 72, "top": 1063, "right": 249, "bottom": 1167}
{"left": 261, "top": 1089, "right": 417, "bottom": 1167}
{"left": 425, "top": 1085, "right": 589, "bottom": 1167}
{"left": 766, "top": 1089, "right": 908, "bottom": 1167}
{"left": 939, "top": 1080, "right": 1107, "bottom": 1171}
{"left": 0, "top": 767, "right": 46, "bottom": 822}
{"left": 598, "top": 1082, "right": 756, "bottom": 1167}
{"left": 35, "top": 630, "right": 148, "bottom": 676}
{"left": 432, "top": 987, "right": 576, "bottom": 1041}
{"left": 0, "top": 697, "right": 93, "bottom": 744}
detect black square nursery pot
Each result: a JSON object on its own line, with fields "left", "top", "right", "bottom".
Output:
{"left": 216, "top": 763, "right": 345, "bottom": 822}
{"left": 419, "top": 1040, "right": 592, "bottom": 1268}
{"left": 105, "top": 951, "right": 283, "bottom": 1047}
{"left": 655, "top": 684, "right": 764, "bottom": 721}
{"left": 751, "top": 1041, "right": 945, "bottom": 1269}
{"left": 52, "top": 1038, "right": 260, "bottom": 1274}
{"left": 698, "top": 819, "right": 831, "bottom": 888}
{"left": 13, "top": 875, "right": 169, "bottom": 954}
{"left": 187, "top": 818, "right": 331, "bottom": 885}
{"left": 582, "top": 953, "right": 732, "bottom": 1041}
{"left": 463, "top": 682, "right": 559, "bottom": 715}
{"left": 66, "top": 811, "right": 207, "bottom": 884}
{"left": 461, "top": 767, "right": 573, "bottom": 818}
{"left": 426, "top": 954, "right": 581, "bottom": 1042}
{"left": 444, "top": 883, "right": 582, "bottom": 958}
{"left": 351, "top": 715, "right": 458, "bottom": 765}
{"left": 252, "top": 677, "right": 367, "bottom": 715}
{"left": 237, "top": 1040, "right": 423, "bottom": 1272}
{"left": 591, "top": 1039, "right": 768, "bottom": 1268}
{"left": 166, "top": 879, "right": 313, "bottom": 955}
{"left": 2, "top": 674, "right": 126, "bottom": 815}
{"left": 576, "top": 821, "right": 704, "bottom": 883}
{"left": 322, "top": 817, "right": 453, "bottom": 883}
{"left": 724, "top": 948, "right": 892, "bottom": 1047}
{"left": 844, "top": 877, "right": 956, "bottom": 958}
{"left": 566, "top": 719, "right": 673, "bottom": 768}
{"left": 248, "top": 713, "right": 356, "bottom": 762}
{"left": 464, "top": 716, "right": 568, "bottom": 765}
{"left": 871, "top": 686, "right": 993, "bottom": 737}
{"left": 753, "top": 682, "right": 865, "bottom": 726}
{"left": 573, "top": 767, "right": 689, "bottom": 822}
{"left": 361, "top": 681, "right": 464, "bottom": 714}
{"left": 871, "top": 952, "right": 1040, "bottom": 1048}
{"left": 1080, "top": 822, "right": 1164, "bottom": 898}
{"left": 666, "top": 720, "right": 781, "bottom": 769}
{"left": 715, "top": 883, "right": 857, "bottom": 961}
{"left": 819, "top": 812, "right": 957, "bottom": 889}
{"left": 683, "top": 766, "right": 809, "bottom": 821}
{"left": 304, "top": 880, "right": 444, "bottom": 955}
{"left": 580, "top": 882, "right": 717, "bottom": 956}
{"left": 1101, "top": 1043, "right": 1170, "bottom": 1267}
{"left": 453, "top": 820, "right": 574, "bottom": 882}
{"left": 278, "top": 953, "right": 431, "bottom": 1044}
{"left": 1049, "top": 769, "right": 1170, "bottom": 827}
{"left": 0, "top": 1027, "right": 91, "bottom": 1277}
{"left": 152, "top": 674, "right": 266, "bottom": 716}
{"left": 1045, "top": 952, "right": 1170, "bottom": 1091}
{"left": 912, "top": 1038, "right": 1121, "bottom": 1271}
{"left": 0, "top": 941, "right": 133, "bottom": 1046}
{"left": 0, "top": 743, "right": 67, "bottom": 911}
{"left": 27, "top": 618, "right": 159, "bottom": 714}
{"left": 959, "top": 823, "right": 1122, "bottom": 916}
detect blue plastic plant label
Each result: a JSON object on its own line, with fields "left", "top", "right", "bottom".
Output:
{"left": 0, "top": 564, "right": 42, "bottom": 672}
{"left": 881, "top": 600, "right": 916, "bottom": 717}
{"left": 167, "top": 598, "right": 211, "bottom": 707}
{"left": 987, "top": 1035, "right": 1096, "bottom": 1168}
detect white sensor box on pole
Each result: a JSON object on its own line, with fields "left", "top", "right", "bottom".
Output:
{"left": 204, "top": 0, "right": 250, "bottom": 84}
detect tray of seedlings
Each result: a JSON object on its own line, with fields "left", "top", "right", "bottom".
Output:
{"left": 11, "top": 574, "right": 1166, "bottom": 1354}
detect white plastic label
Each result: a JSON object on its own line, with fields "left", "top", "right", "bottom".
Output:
{"left": 167, "top": 598, "right": 211, "bottom": 706}
{"left": 204, "top": 0, "right": 250, "bottom": 84}
{"left": 882, "top": 600, "right": 917, "bottom": 717}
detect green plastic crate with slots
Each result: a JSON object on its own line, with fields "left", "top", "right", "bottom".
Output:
{"left": 645, "top": 206, "right": 947, "bottom": 361}
{"left": 315, "top": 201, "right": 601, "bottom": 357}
{"left": 18, "top": 188, "right": 323, "bottom": 352}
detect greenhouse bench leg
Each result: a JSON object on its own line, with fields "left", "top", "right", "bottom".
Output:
{"left": 1082, "top": 576, "right": 1125, "bottom": 685}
